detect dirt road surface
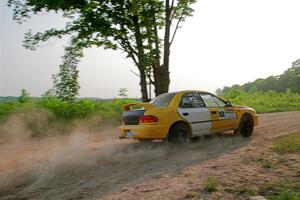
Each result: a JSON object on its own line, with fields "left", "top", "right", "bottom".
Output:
{"left": 0, "top": 111, "right": 299, "bottom": 200}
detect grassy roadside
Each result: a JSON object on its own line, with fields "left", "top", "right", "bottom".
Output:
{"left": 253, "top": 131, "right": 300, "bottom": 200}
{"left": 185, "top": 131, "right": 300, "bottom": 200}
{"left": 1, "top": 91, "right": 300, "bottom": 138}
{"left": 0, "top": 98, "right": 137, "bottom": 139}
{"left": 221, "top": 90, "right": 300, "bottom": 113}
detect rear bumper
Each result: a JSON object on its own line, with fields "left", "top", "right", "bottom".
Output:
{"left": 119, "top": 124, "right": 168, "bottom": 139}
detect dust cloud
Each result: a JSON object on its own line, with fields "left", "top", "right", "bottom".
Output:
{"left": 0, "top": 113, "right": 250, "bottom": 199}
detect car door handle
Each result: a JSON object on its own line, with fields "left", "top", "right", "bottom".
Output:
{"left": 183, "top": 112, "right": 189, "bottom": 116}
{"left": 211, "top": 111, "right": 217, "bottom": 114}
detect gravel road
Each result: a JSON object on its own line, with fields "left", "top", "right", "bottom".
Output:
{"left": 0, "top": 111, "right": 299, "bottom": 200}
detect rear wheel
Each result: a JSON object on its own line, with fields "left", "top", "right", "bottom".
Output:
{"left": 236, "top": 114, "right": 254, "bottom": 137}
{"left": 169, "top": 123, "right": 191, "bottom": 144}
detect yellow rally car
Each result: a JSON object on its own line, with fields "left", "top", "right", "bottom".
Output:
{"left": 119, "top": 90, "right": 258, "bottom": 143}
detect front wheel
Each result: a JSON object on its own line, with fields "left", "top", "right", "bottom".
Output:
{"left": 236, "top": 115, "right": 254, "bottom": 137}
{"left": 169, "top": 123, "right": 191, "bottom": 144}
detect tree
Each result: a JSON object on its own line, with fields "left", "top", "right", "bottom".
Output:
{"left": 41, "top": 88, "right": 56, "bottom": 99}
{"left": 18, "top": 88, "right": 30, "bottom": 103}
{"left": 52, "top": 46, "right": 81, "bottom": 102}
{"left": 118, "top": 88, "right": 128, "bottom": 98}
{"left": 218, "top": 59, "right": 300, "bottom": 95}
{"left": 215, "top": 88, "right": 223, "bottom": 96}
{"left": 8, "top": 0, "right": 196, "bottom": 102}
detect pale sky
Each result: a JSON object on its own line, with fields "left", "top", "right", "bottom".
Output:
{"left": 1, "top": 0, "right": 300, "bottom": 98}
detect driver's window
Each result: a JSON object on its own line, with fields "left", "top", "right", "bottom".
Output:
{"left": 179, "top": 93, "right": 205, "bottom": 108}
{"left": 214, "top": 97, "right": 227, "bottom": 107}
{"left": 200, "top": 93, "right": 226, "bottom": 107}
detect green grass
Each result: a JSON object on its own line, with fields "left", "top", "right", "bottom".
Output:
{"left": 276, "top": 189, "right": 300, "bottom": 200}
{"left": 257, "top": 132, "right": 300, "bottom": 200}
{"left": 262, "top": 183, "right": 300, "bottom": 200}
{"left": 224, "top": 186, "right": 256, "bottom": 196}
{"left": 252, "top": 155, "right": 273, "bottom": 168}
{"left": 204, "top": 176, "right": 219, "bottom": 192}
{"left": 221, "top": 90, "right": 300, "bottom": 113}
{"left": 273, "top": 131, "right": 300, "bottom": 154}
{"left": 0, "top": 98, "right": 138, "bottom": 138}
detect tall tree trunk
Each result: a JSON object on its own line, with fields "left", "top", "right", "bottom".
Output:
{"left": 132, "top": 14, "right": 149, "bottom": 102}
{"left": 153, "top": 0, "right": 171, "bottom": 96}
{"left": 153, "top": 67, "right": 170, "bottom": 95}
{"left": 138, "top": 67, "right": 149, "bottom": 102}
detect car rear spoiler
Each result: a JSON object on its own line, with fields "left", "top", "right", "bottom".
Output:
{"left": 123, "top": 102, "right": 154, "bottom": 111}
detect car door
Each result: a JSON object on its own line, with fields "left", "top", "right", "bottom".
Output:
{"left": 199, "top": 93, "right": 237, "bottom": 133}
{"left": 178, "top": 92, "right": 212, "bottom": 136}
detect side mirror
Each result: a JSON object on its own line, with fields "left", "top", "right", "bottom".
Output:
{"left": 226, "top": 101, "right": 232, "bottom": 107}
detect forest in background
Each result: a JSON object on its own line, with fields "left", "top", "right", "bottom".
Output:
{"left": 217, "top": 59, "right": 300, "bottom": 94}
{"left": 216, "top": 59, "right": 300, "bottom": 113}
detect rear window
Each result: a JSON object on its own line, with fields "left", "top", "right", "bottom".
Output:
{"left": 150, "top": 92, "right": 177, "bottom": 107}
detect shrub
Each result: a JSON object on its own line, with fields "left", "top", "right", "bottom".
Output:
{"left": 276, "top": 189, "right": 299, "bottom": 200}
{"left": 0, "top": 98, "right": 138, "bottom": 137}
{"left": 222, "top": 90, "right": 300, "bottom": 113}
{"left": 204, "top": 176, "right": 219, "bottom": 192}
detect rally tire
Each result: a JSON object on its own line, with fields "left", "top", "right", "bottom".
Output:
{"left": 237, "top": 114, "right": 254, "bottom": 137}
{"left": 169, "top": 123, "right": 191, "bottom": 144}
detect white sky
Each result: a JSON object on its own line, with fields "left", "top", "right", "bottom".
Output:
{"left": 1, "top": 0, "right": 300, "bottom": 98}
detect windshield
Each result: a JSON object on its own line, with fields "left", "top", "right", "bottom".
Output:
{"left": 150, "top": 92, "right": 177, "bottom": 107}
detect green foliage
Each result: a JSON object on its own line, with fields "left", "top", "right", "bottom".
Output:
{"left": 273, "top": 131, "right": 300, "bottom": 154}
{"left": 18, "top": 89, "right": 30, "bottom": 103}
{"left": 218, "top": 59, "right": 300, "bottom": 94}
{"left": 224, "top": 186, "right": 256, "bottom": 196}
{"left": 0, "top": 98, "right": 137, "bottom": 137}
{"left": 204, "top": 176, "right": 219, "bottom": 192}
{"left": 52, "top": 46, "right": 81, "bottom": 102}
{"left": 0, "top": 102, "right": 20, "bottom": 120}
{"left": 38, "top": 97, "right": 136, "bottom": 121}
{"left": 262, "top": 181, "right": 300, "bottom": 200}
{"left": 1, "top": 97, "right": 137, "bottom": 122}
{"left": 275, "top": 189, "right": 299, "bottom": 200}
{"left": 7, "top": 0, "right": 197, "bottom": 101}
{"left": 220, "top": 89, "right": 300, "bottom": 113}
{"left": 238, "top": 187, "right": 256, "bottom": 196}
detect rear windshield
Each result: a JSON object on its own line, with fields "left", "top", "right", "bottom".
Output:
{"left": 150, "top": 92, "right": 177, "bottom": 107}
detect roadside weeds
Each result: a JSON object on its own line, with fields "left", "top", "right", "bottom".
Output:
{"left": 191, "top": 131, "right": 300, "bottom": 200}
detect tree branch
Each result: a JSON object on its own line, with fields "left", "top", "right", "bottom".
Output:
{"left": 130, "top": 70, "right": 141, "bottom": 77}
{"left": 169, "top": 1, "right": 188, "bottom": 46}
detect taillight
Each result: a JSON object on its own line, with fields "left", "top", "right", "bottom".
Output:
{"left": 139, "top": 115, "right": 159, "bottom": 123}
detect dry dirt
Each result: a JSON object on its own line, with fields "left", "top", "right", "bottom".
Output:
{"left": 0, "top": 111, "right": 299, "bottom": 200}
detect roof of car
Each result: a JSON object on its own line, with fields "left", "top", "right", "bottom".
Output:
{"left": 171, "top": 90, "right": 213, "bottom": 95}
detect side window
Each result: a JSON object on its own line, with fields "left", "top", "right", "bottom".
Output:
{"left": 214, "top": 97, "right": 227, "bottom": 107}
{"left": 179, "top": 93, "right": 205, "bottom": 108}
{"left": 200, "top": 93, "right": 226, "bottom": 107}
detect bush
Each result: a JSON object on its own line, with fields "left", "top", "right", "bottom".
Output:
{"left": 204, "top": 176, "right": 219, "bottom": 192}
{"left": 221, "top": 89, "right": 300, "bottom": 113}
{"left": 276, "top": 189, "right": 299, "bottom": 200}
{"left": 0, "top": 98, "right": 138, "bottom": 138}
